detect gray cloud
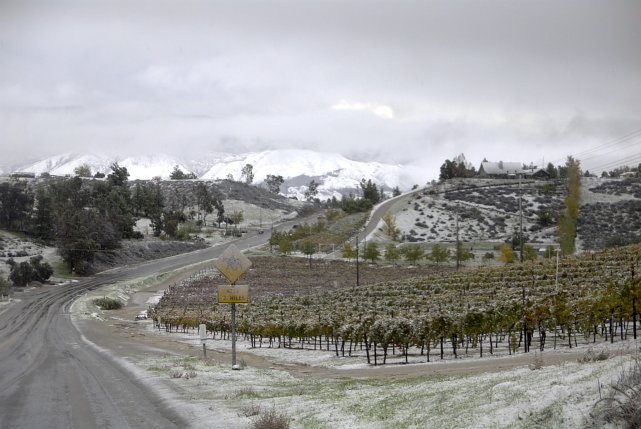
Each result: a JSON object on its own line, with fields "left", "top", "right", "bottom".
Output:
{"left": 1, "top": 0, "right": 640, "bottom": 175}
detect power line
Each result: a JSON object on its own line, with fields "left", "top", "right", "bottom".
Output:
{"left": 548, "top": 128, "right": 641, "bottom": 167}
{"left": 586, "top": 152, "right": 641, "bottom": 174}
{"left": 572, "top": 128, "right": 641, "bottom": 159}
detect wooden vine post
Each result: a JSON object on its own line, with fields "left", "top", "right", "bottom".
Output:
{"left": 214, "top": 244, "right": 251, "bottom": 370}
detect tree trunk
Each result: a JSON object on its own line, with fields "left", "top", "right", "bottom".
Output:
{"left": 452, "top": 334, "right": 458, "bottom": 359}
{"left": 620, "top": 317, "right": 624, "bottom": 341}
{"left": 364, "top": 337, "right": 371, "bottom": 364}
{"left": 610, "top": 311, "right": 614, "bottom": 344}
{"left": 633, "top": 297, "right": 638, "bottom": 340}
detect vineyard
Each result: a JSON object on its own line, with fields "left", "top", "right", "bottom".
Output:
{"left": 150, "top": 245, "right": 641, "bottom": 366}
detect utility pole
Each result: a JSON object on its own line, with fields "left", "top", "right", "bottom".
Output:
{"left": 554, "top": 248, "right": 559, "bottom": 293}
{"left": 522, "top": 284, "right": 528, "bottom": 353}
{"left": 519, "top": 173, "right": 524, "bottom": 263}
{"left": 455, "top": 207, "right": 460, "bottom": 270}
{"left": 356, "top": 234, "right": 360, "bottom": 286}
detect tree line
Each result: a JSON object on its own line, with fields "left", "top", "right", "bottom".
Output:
{"left": 438, "top": 157, "right": 582, "bottom": 181}
{"left": 0, "top": 163, "right": 225, "bottom": 275}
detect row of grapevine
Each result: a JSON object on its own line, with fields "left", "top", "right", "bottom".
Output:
{"left": 150, "top": 245, "right": 641, "bottom": 365}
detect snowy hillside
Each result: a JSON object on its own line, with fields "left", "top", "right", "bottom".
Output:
{"left": 12, "top": 149, "right": 427, "bottom": 198}
{"left": 16, "top": 153, "right": 192, "bottom": 180}
{"left": 199, "top": 149, "right": 424, "bottom": 199}
{"left": 17, "top": 153, "right": 115, "bottom": 177}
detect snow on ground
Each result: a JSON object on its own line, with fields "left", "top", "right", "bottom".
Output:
{"left": 137, "top": 322, "right": 639, "bottom": 429}
{"left": 0, "top": 231, "right": 62, "bottom": 279}
{"left": 70, "top": 278, "right": 641, "bottom": 429}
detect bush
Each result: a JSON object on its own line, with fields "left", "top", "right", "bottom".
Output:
{"left": 92, "top": 297, "right": 123, "bottom": 310}
{"left": 252, "top": 407, "right": 290, "bottom": 429}
{"left": 577, "top": 347, "right": 610, "bottom": 363}
{"left": 7, "top": 255, "right": 53, "bottom": 286}
{"left": 590, "top": 357, "right": 641, "bottom": 427}
{"left": 0, "top": 275, "right": 11, "bottom": 297}
{"left": 9, "top": 261, "right": 34, "bottom": 286}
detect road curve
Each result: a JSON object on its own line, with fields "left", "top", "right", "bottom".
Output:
{"left": 0, "top": 232, "right": 268, "bottom": 429}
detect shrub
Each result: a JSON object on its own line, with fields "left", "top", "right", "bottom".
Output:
{"left": 92, "top": 297, "right": 123, "bottom": 310}
{"left": 0, "top": 275, "right": 11, "bottom": 297}
{"left": 590, "top": 357, "right": 641, "bottom": 427}
{"left": 577, "top": 348, "right": 610, "bottom": 363}
{"left": 7, "top": 255, "right": 53, "bottom": 286}
{"left": 239, "top": 403, "right": 262, "bottom": 418}
{"left": 9, "top": 261, "right": 34, "bottom": 286}
{"left": 252, "top": 407, "right": 290, "bottom": 429}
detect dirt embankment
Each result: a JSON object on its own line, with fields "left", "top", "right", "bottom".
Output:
{"left": 91, "top": 239, "right": 209, "bottom": 273}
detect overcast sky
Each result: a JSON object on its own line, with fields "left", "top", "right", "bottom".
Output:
{"left": 2, "top": 0, "right": 640, "bottom": 175}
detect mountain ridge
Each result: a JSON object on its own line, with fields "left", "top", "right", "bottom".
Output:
{"left": 11, "top": 149, "right": 428, "bottom": 200}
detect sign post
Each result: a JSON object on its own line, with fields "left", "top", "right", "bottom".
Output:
{"left": 214, "top": 244, "right": 252, "bottom": 370}
{"left": 199, "top": 323, "right": 207, "bottom": 359}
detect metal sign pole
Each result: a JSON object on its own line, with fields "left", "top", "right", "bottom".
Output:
{"left": 214, "top": 244, "right": 251, "bottom": 370}
{"left": 231, "top": 302, "right": 238, "bottom": 368}
{"left": 199, "top": 323, "right": 207, "bottom": 360}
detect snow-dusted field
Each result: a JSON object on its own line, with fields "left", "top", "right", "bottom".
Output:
{"left": 72, "top": 275, "right": 640, "bottom": 429}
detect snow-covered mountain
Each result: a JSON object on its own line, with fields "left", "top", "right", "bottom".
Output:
{"left": 199, "top": 149, "right": 423, "bottom": 199}
{"left": 16, "top": 153, "right": 191, "bottom": 181}
{"left": 12, "top": 150, "right": 427, "bottom": 199}
{"left": 17, "top": 153, "right": 115, "bottom": 177}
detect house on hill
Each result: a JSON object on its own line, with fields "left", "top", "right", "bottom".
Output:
{"left": 522, "top": 167, "right": 549, "bottom": 180}
{"left": 478, "top": 161, "right": 549, "bottom": 180}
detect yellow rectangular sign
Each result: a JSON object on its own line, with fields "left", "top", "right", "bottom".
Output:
{"left": 218, "top": 285, "right": 249, "bottom": 304}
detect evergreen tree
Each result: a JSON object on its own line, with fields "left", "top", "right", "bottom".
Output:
{"left": 0, "top": 182, "right": 33, "bottom": 232}
{"left": 360, "top": 179, "right": 380, "bottom": 205}
{"left": 265, "top": 174, "right": 284, "bottom": 194}
{"left": 195, "top": 183, "right": 214, "bottom": 225}
{"left": 304, "top": 180, "right": 319, "bottom": 201}
{"left": 33, "top": 187, "right": 55, "bottom": 241}
{"left": 169, "top": 165, "right": 196, "bottom": 180}
{"left": 74, "top": 164, "right": 92, "bottom": 177}
{"left": 241, "top": 164, "right": 254, "bottom": 184}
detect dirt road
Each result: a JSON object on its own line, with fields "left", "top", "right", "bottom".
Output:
{"left": 0, "top": 231, "right": 271, "bottom": 429}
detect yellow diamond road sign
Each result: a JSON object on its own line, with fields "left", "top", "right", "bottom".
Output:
{"left": 214, "top": 244, "right": 252, "bottom": 285}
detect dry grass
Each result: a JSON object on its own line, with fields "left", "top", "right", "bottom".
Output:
{"left": 252, "top": 406, "right": 290, "bottom": 429}
{"left": 589, "top": 357, "right": 641, "bottom": 428}
{"left": 578, "top": 347, "right": 611, "bottom": 364}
